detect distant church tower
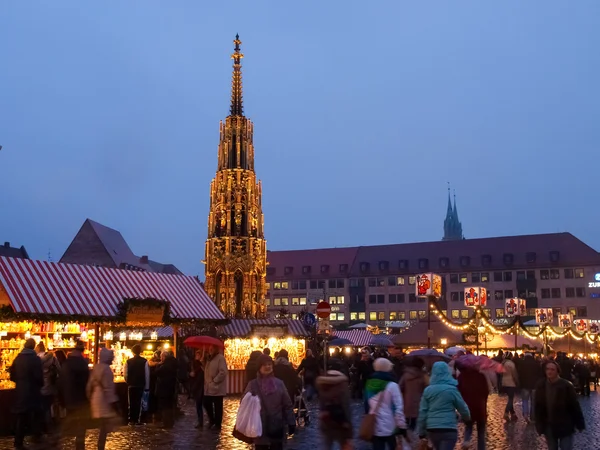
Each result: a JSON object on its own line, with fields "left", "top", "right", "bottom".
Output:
{"left": 443, "top": 186, "right": 464, "bottom": 241}
{"left": 203, "top": 35, "right": 267, "bottom": 318}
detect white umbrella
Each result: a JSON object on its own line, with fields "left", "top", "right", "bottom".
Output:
{"left": 444, "top": 346, "right": 467, "bottom": 357}
{"left": 349, "top": 323, "right": 369, "bottom": 329}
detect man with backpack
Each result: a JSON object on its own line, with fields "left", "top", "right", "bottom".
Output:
{"left": 316, "top": 370, "right": 353, "bottom": 450}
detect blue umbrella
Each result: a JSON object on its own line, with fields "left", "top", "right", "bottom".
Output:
{"left": 370, "top": 335, "right": 394, "bottom": 347}
{"left": 329, "top": 338, "right": 353, "bottom": 346}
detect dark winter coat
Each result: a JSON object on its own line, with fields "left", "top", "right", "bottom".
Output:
{"left": 40, "top": 352, "right": 60, "bottom": 397}
{"left": 399, "top": 366, "right": 429, "bottom": 418}
{"left": 273, "top": 357, "right": 301, "bottom": 400}
{"left": 9, "top": 348, "right": 43, "bottom": 414}
{"left": 190, "top": 359, "right": 205, "bottom": 400}
{"left": 243, "top": 376, "right": 295, "bottom": 446}
{"left": 517, "top": 355, "right": 543, "bottom": 390}
{"left": 315, "top": 371, "right": 353, "bottom": 442}
{"left": 297, "top": 355, "right": 320, "bottom": 385}
{"left": 155, "top": 357, "right": 178, "bottom": 402}
{"left": 457, "top": 367, "right": 489, "bottom": 423}
{"left": 59, "top": 350, "right": 90, "bottom": 411}
{"left": 534, "top": 377, "right": 585, "bottom": 438}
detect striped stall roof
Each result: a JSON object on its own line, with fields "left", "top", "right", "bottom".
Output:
{"left": 0, "top": 257, "right": 224, "bottom": 320}
{"left": 220, "top": 319, "right": 309, "bottom": 338}
{"left": 333, "top": 330, "right": 376, "bottom": 347}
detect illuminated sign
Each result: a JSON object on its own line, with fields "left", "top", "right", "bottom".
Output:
{"left": 591, "top": 273, "right": 600, "bottom": 288}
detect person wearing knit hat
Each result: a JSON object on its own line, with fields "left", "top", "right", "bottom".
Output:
{"left": 236, "top": 354, "right": 295, "bottom": 447}
{"left": 365, "top": 358, "right": 407, "bottom": 449}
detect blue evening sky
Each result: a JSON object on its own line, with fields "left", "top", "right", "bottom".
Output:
{"left": 1, "top": 2, "right": 599, "bottom": 276}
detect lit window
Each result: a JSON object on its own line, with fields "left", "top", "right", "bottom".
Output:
{"left": 483, "top": 308, "right": 491, "bottom": 317}
{"left": 292, "top": 297, "right": 299, "bottom": 306}
{"left": 459, "top": 274, "right": 468, "bottom": 283}
{"left": 451, "top": 310, "right": 459, "bottom": 319}
{"left": 496, "top": 309, "right": 505, "bottom": 318}
{"left": 330, "top": 313, "right": 337, "bottom": 321}
{"left": 358, "top": 312, "right": 366, "bottom": 320}
{"left": 418, "top": 310, "right": 426, "bottom": 319}
{"left": 337, "top": 313, "right": 345, "bottom": 321}
{"left": 273, "top": 282, "right": 281, "bottom": 290}
{"left": 328, "top": 296, "right": 345, "bottom": 304}
{"left": 281, "top": 298, "right": 289, "bottom": 306}
{"left": 266, "top": 298, "right": 271, "bottom": 306}
{"left": 266, "top": 282, "right": 271, "bottom": 290}
{"left": 350, "top": 312, "right": 358, "bottom": 321}
{"left": 409, "top": 311, "right": 417, "bottom": 320}
{"left": 398, "top": 312, "right": 406, "bottom": 320}
{"left": 369, "top": 312, "right": 377, "bottom": 321}
{"left": 281, "top": 281, "right": 289, "bottom": 289}
{"left": 408, "top": 276, "right": 416, "bottom": 285}
{"left": 299, "top": 297, "right": 307, "bottom": 305}
{"left": 460, "top": 310, "right": 469, "bottom": 319}
{"left": 397, "top": 277, "right": 405, "bottom": 286}
{"left": 291, "top": 313, "right": 297, "bottom": 319}
{"left": 569, "top": 307, "right": 577, "bottom": 317}
{"left": 575, "top": 268, "right": 585, "bottom": 278}
{"left": 378, "top": 312, "right": 385, "bottom": 320}
{"left": 481, "top": 273, "right": 489, "bottom": 282}
{"left": 274, "top": 298, "right": 281, "bottom": 306}
{"left": 389, "top": 312, "right": 397, "bottom": 320}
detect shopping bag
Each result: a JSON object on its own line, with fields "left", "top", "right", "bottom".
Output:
{"left": 141, "top": 390, "right": 149, "bottom": 412}
{"left": 233, "top": 392, "right": 262, "bottom": 443}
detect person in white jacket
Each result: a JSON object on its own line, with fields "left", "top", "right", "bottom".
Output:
{"left": 366, "top": 358, "right": 408, "bottom": 450}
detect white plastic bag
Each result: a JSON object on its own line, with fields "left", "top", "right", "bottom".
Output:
{"left": 234, "top": 392, "right": 262, "bottom": 438}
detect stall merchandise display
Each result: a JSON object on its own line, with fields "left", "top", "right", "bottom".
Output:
{"left": 224, "top": 337, "right": 306, "bottom": 370}
{"left": 0, "top": 321, "right": 93, "bottom": 389}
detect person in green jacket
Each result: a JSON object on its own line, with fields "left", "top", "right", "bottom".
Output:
{"left": 417, "top": 361, "right": 471, "bottom": 450}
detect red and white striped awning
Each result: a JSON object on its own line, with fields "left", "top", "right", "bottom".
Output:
{"left": 332, "top": 330, "right": 374, "bottom": 347}
{"left": 220, "top": 319, "right": 309, "bottom": 338}
{"left": 0, "top": 257, "right": 224, "bottom": 320}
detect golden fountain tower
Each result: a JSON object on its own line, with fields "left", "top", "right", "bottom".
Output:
{"left": 203, "top": 34, "right": 267, "bottom": 318}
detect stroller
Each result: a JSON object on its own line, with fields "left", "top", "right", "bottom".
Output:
{"left": 293, "top": 378, "right": 310, "bottom": 427}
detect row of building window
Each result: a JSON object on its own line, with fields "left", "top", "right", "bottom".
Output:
{"left": 268, "top": 251, "right": 565, "bottom": 277}
{"left": 266, "top": 296, "right": 345, "bottom": 307}
{"left": 268, "top": 268, "right": 587, "bottom": 292}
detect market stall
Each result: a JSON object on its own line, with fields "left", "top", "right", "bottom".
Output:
{"left": 219, "top": 319, "right": 309, "bottom": 394}
{"left": 0, "top": 256, "right": 225, "bottom": 433}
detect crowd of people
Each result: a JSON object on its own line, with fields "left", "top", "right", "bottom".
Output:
{"left": 234, "top": 345, "right": 592, "bottom": 450}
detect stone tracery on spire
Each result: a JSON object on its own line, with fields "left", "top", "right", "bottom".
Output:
{"left": 230, "top": 33, "right": 244, "bottom": 117}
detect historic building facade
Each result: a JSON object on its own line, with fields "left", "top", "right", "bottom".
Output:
{"left": 203, "top": 35, "right": 267, "bottom": 317}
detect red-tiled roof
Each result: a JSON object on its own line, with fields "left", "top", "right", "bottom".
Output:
{"left": 266, "top": 247, "right": 359, "bottom": 279}
{"left": 0, "top": 256, "right": 224, "bottom": 320}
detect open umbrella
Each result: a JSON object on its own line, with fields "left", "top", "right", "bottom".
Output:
{"left": 349, "top": 323, "right": 369, "bottom": 329}
{"left": 370, "top": 336, "right": 394, "bottom": 347}
{"left": 444, "top": 346, "right": 467, "bottom": 357}
{"left": 408, "top": 348, "right": 450, "bottom": 369}
{"left": 328, "top": 337, "right": 353, "bottom": 347}
{"left": 184, "top": 336, "right": 224, "bottom": 349}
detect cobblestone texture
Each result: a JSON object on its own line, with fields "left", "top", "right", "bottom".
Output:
{"left": 0, "top": 391, "right": 598, "bottom": 449}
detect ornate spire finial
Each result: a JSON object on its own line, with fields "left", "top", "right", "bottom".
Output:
{"left": 230, "top": 34, "right": 244, "bottom": 116}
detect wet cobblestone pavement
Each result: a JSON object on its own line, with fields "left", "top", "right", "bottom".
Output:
{"left": 1, "top": 391, "right": 598, "bottom": 449}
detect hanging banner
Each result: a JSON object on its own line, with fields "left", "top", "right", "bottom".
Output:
{"left": 464, "top": 287, "right": 487, "bottom": 307}
{"left": 416, "top": 273, "right": 442, "bottom": 298}
{"left": 589, "top": 321, "right": 599, "bottom": 335}
{"left": 535, "top": 308, "right": 553, "bottom": 324}
{"left": 558, "top": 314, "right": 573, "bottom": 328}
{"left": 505, "top": 298, "right": 526, "bottom": 317}
{"left": 575, "top": 319, "right": 589, "bottom": 333}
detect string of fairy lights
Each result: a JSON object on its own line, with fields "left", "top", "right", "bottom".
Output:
{"left": 429, "top": 301, "right": 599, "bottom": 344}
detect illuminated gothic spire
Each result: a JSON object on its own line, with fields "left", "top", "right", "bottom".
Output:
{"left": 230, "top": 34, "right": 244, "bottom": 117}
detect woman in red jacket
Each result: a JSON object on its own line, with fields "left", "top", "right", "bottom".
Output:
{"left": 457, "top": 363, "right": 489, "bottom": 450}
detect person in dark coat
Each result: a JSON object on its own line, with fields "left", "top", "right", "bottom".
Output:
{"left": 245, "top": 351, "right": 262, "bottom": 385}
{"left": 10, "top": 338, "right": 43, "bottom": 450}
{"left": 296, "top": 349, "right": 320, "bottom": 400}
{"left": 273, "top": 349, "right": 301, "bottom": 402}
{"left": 534, "top": 361, "right": 585, "bottom": 449}
{"left": 190, "top": 350, "right": 205, "bottom": 428}
{"left": 316, "top": 370, "right": 353, "bottom": 450}
{"left": 457, "top": 364, "right": 489, "bottom": 450}
{"left": 155, "top": 351, "right": 178, "bottom": 428}
{"left": 517, "top": 353, "right": 543, "bottom": 422}
{"left": 125, "top": 344, "right": 150, "bottom": 425}
{"left": 356, "top": 350, "right": 373, "bottom": 407}
{"left": 59, "top": 340, "right": 90, "bottom": 450}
